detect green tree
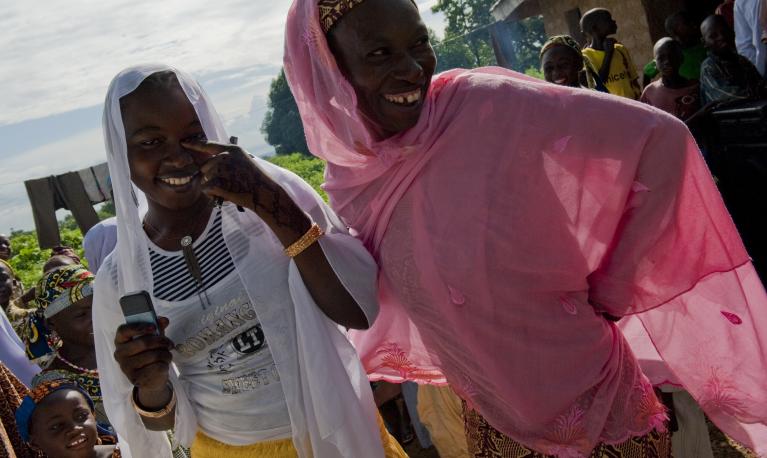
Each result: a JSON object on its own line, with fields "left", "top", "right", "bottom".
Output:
{"left": 261, "top": 69, "right": 310, "bottom": 156}
{"left": 432, "top": 0, "right": 497, "bottom": 68}
{"left": 504, "top": 16, "right": 546, "bottom": 73}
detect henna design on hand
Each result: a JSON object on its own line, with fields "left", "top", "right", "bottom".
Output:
{"left": 209, "top": 150, "right": 310, "bottom": 233}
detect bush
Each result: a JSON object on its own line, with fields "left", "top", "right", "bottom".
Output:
{"left": 267, "top": 153, "right": 327, "bottom": 202}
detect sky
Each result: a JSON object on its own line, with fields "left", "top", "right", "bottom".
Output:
{"left": 0, "top": 0, "right": 444, "bottom": 234}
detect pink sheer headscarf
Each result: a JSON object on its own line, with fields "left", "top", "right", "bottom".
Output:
{"left": 284, "top": 0, "right": 767, "bottom": 455}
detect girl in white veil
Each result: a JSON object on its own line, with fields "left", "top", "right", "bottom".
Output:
{"left": 93, "top": 64, "right": 405, "bottom": 458}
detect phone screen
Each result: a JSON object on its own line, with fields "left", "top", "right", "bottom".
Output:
{"left": 120, "top": 291, "right": 159, "bottom": 331}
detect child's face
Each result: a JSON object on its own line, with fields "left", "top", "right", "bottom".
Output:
{"left": 29, "top": 389, "right": 98, "bottom": 458}
{"left": 542, "top": 46, "right": 582, "bottom": 87}
{"left": 655, "top": 43, "right": 683, "bottom": 78}
{"left": 594, "top": 12, "right": 618, "bottom": 37}
{"left": 702, "top": 20, "right": 733, "bottom": 54}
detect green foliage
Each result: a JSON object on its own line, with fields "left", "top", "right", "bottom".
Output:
{"left": 506, "top": 16, "right": 546, "bottom": 72}
{"left": 267, "top": 153, "right": 328, "bottom": 202}
{"left": 525, "top": 67, "right": 544, "bottom": 80}
{"left": 432, "top": 32, "right": 495, "bottom": 72}
{"left": 8, "top": 225, "right": 85, "bottom": 287}
{"left": 432, "top": 0, "right": 497, "bottom": 69}
{"left": 261, "top": 69, "right": 310, "bottom": 156}
{"left": 7, "top": 202, "right": 115, "bottom": 286}
{"left": 429, "top": 0, "right": 544, "bottom": 73}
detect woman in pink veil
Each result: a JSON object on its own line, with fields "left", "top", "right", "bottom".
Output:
{"left": 284, "top": 0, "right": 767, "bottom": 456}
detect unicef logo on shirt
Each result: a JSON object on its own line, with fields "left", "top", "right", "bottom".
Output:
{"left": 207, "top": 324, "right": 267, "bottom": 372}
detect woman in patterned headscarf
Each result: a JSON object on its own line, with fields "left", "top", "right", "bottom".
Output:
{"left": 21, "top": 264, "right": 115, "bottom": 439}
{"left": 540, "top": 35, "right": 605, "bottom": 91}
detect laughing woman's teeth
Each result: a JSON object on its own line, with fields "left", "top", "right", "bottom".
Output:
{"left": 161, "top": 176, "right": 193, "bottom": 186}
{"left": 385, "top": 90, "right": 421, "bottom": 105}
{"left": 68, "top": 436, "right": 87, "bottom": 447}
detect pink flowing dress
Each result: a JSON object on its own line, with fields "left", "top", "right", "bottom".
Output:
{"left": 284, "top": 1, "right": 767, "bottom": 455}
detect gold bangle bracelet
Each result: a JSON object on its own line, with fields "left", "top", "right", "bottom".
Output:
{"left": 284, "top": 223, "right": 325, "bottom": 258}
{"left": 132, "top": 383, "right": 177, "bottom": 419}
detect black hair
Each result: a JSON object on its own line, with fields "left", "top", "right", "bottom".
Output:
{"left": 653, "top": 37, "right": 684, "bottom": 58}
{"left": 701, "top": 14, "right": 732, "bottom": 35}
{"left": 580, "top": 8, "right": 611, "bottom": 34}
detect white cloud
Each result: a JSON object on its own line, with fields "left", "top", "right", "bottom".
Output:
{"left": 0, "top": 0, "right": 291, "bottom": 126}
{"left": 0, "top": 0, "right": 446, "bottom": 233}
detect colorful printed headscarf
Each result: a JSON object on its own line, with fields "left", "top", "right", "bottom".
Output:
{"left": 540, "top": 34, "right": 605, "bottom": 91}
{"left": 540, "top": 34, "right": 582, "bottom": 58}
{"left": 34, "top": 265, "right": 94, "bottom": 319}
{"left": 318, "top": 0, "right": 365, "bottom": 33}
{"left": 15, "top": 380, "right": 95, "bottom": 442}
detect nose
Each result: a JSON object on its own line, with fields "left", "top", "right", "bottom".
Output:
{"left": 164, "top": 142, "right": 195, "bottom": 168}
{"left": 392, "top": 53, "right": 424, "bottom": 84}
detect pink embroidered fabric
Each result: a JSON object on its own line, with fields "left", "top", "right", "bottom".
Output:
{"left": 284, "top": 1, "right": 767, "bottom": 455}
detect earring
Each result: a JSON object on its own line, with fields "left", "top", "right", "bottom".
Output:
{"left": 46, "top": 329, "right": 62, "bottom": 352}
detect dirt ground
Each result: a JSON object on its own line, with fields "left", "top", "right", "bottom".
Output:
{"left": 402, "top": 419, "right": 755, "bottom": 458}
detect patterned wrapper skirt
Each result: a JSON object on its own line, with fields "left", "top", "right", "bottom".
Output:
{"left": 464, "top": 405, "right": 672, "bottom": 458}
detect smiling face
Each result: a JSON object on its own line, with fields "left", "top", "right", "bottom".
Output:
{"left": 120, "top": 74, "right": 209, "bottom": 211}
{"left": 47, "top": 296, "right": 94, "bottom": 348}
{"left": 0, "top": 234, "right": 11, "bottom": 260}
{"left": 29, "top": 389, "right": 98, "bottom": 458}
{"left": 327, "top": 0, "right": 437, "bottom": 139}
{"left": 702, "top": 16, "right": 734, "bottom": 55}
{"left": 542, "top": 46, "right": 582, "bottom": 87}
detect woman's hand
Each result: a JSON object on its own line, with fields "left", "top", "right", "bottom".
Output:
{"left": 113, "top": 317, "right": 173, "bottom": 393}
{"left": 182, "top": 140, "right": 311, "bottom": 239}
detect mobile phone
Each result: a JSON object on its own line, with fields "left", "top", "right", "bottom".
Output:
{"left": 119, "top": 290, "right": 160, "bottom": 335}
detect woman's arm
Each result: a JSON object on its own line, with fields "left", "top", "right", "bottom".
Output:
{"left": 183, "top": 140, "right": 372, "bottom": 330}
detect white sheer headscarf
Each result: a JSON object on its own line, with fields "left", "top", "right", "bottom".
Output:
{"left": 93, "top": 64, "right": 383, "bottom": 457}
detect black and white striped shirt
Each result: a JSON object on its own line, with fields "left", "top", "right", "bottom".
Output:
{"left": 149, "top": 210, "right": 236, "bottom": 302}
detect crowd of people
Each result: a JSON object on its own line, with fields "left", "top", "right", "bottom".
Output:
{"left": 1, "top": 0, "right": 767, "bottom": 457}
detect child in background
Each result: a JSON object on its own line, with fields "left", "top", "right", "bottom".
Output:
{"left": 641, "top": 38, "right": 700, "bottom": 120}
{"left": 15, "top": 380, "right": 119, "bottom": 458}
{"left": 643, "top": 12, "right": 708, "bottom": 84}
{"left": 700, "top": 15, "right": 767, "bottom": 104}
{"left": 540, "top": 35, "right": 605, "bottom": 91}
{"left": 580, "top": 8, "right": 642, "bottom": 99}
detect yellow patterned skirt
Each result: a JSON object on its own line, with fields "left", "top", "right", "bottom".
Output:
{"left": 191, "top": 413, "right": 408, "bottom": 458}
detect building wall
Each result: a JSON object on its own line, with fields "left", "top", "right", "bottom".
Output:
{"left": 537, "top": 0, "right": 655, "bottom": 71}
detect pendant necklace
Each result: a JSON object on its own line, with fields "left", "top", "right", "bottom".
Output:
{"left": 143, "top": 208, "right": 214, "bottom": 310}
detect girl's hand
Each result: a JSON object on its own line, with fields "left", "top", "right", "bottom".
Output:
{"left": 113, "top": 317, "right": 173, "bottom": 392}
{"left": 182, "top": 140, "right": 310, "bottom": 235}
